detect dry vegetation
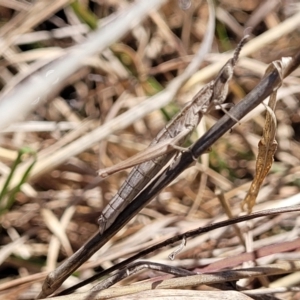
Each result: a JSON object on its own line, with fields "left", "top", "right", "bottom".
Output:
{"left": 0, "top": 0, "right": 300, "bottom": 299}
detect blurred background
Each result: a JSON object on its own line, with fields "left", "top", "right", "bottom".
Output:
{"left": 0, "top": 0, "right": 300, "bottom": 299}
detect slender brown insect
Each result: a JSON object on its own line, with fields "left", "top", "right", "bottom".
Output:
{"left": 98, "top": 36, "right": 248, "bottom": 234}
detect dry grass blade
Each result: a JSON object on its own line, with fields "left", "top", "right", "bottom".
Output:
{"left": 91, "top": 261, "right": 194, "bottom": 291}
{"left": 41, "top": 208, "right": 73, "bottom": 258}
{"left": 48, "top": 290, "right": 253, "bottom": 300}
{"left": 52, "top": 260, "right": 300, "bottom": 300}
{"left": 241, "top": 58, "right": 292, "bottom": 212}
{"left": 0, "top": 0, "right": 167, "bottom": 130}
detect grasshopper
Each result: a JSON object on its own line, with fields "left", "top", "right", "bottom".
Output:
{"left": 98, "top": 36, "right": 248, "bottom": 234}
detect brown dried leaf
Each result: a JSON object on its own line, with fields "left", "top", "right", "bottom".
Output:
{"left": 241, "top": 58, "right": 292, "bottom": 213}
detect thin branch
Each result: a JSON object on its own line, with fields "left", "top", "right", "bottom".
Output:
{"left": 91, "top": 261, "right": 195, "bottom": 292}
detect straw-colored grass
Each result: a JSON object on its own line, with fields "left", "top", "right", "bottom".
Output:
{"left": 0, "top": 1, "right": 300, "bottom": 299}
